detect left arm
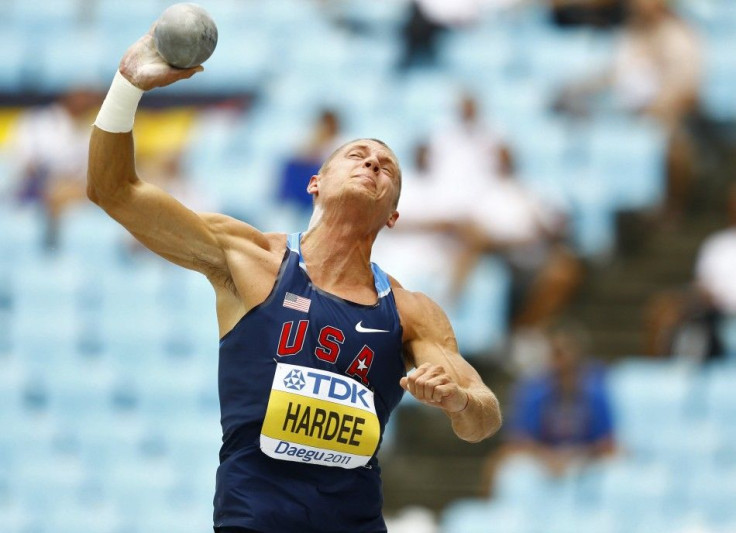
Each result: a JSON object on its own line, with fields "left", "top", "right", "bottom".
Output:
{"left": 394, "top": 288, "right": 502, "bottom": 442}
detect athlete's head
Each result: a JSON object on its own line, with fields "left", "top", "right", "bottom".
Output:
{"left": 307, "top": 138, "right": 402, "bottom": 230}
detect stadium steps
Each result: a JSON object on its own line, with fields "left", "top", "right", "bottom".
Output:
{"left": 380, "top": 365, "right": 511, "bottom": 516}
{"left": 566, "top": 208, "right": 730, "bottom": 360}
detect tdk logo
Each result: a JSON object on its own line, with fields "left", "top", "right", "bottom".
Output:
{"left": 307, "top": 372, "right": 370, "bottom": 408}
{"left": 283, "top": 369, "right": 306, "bottom": 391}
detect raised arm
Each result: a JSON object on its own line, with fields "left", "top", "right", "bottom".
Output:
{"left": 87, "top": 31, "right": 232, "bottom": 276}
{"left": 395, "top": 289, "right": 502, "bottom": 443}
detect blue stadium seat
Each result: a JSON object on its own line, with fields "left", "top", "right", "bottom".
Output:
{"left": 10, "top": 0, "right": 83, "bottom": 37}
{"left": 697, "top": 1, "right": 736, "bottom": 38}
{"left": 44, "top": 358, "right": 117, "bottom": 423}
{"left": 0, "top": 206, "right": 46, "bottom": 268}
{"left": 510, "top": 115, "right": 571, "bottom": 187}
{"left": 12, "top": 452, "right": 88, "bottom": 517}
{"left": 0, "top": 501, "right": 32, "bottom": 533}
{"left": 104, "top": 452, "right": 177, "bottom": 511}
{"left": 165, "top": 25, "right": 273, "bottom": 94}
{"left": 701, "top": 36, "right": 736, "bottom": 122}
{"left": 526, "top": 28, "right": 613, "bottom": 92}
{"left": 130, "top": 358, "right": 210, "bottom": 422}
{"left": 441, "top": 27, "right": 514, "bottom": 81}
{"left": 686, "top": 464, "right": 736, "bottom": 527}
{"left": 94, "top": 0, "right": 164, "bottom": 54}
{"left": 536, "top": 506, "right": 617, "bottom": 533}
{"left": 46, "top": 499, "right": 121, "bottom": 533}
{"left": 394, "top": 69, "right": 458, "bottom": 133}
{"left": 597, "top": 458, "right": 672, "bottom": 526}
{"left": 75, "top": 410, "right": 148, "bottom": 472}
{"left": 493, "top": 454, "right": 552, "bottom": 507}
{"left": 137, "top": 500, "right": 214, "bottom": 533}
{"left": 339, "top": 0, "right": 409, "bottom": 37}
{"left": 568, "top": 186, "right": 617, "bottom": 258}
{"left": 441, "top": 498, "right": 529, "bottom": 533}
{"left": 607, "top": 359, "right": 695, "bottom": 457}
{"left": 449, "top": 256, "right": 510, "bottom": 356}
{"left": 587, "top": 117, "right": 667, "bottom": 210}
{"left": 34, "top": 29, "right": 111, "bottom": 92}
{"left": 58, "top": 205, "right": 128, "bottom": 270}
{"left": 703, "top": 363, "right": 736, "bottom": 438}
{"left": 10, "top": 306, "right": 80, "bottom": 368}
{"left": 0, "top": 30, "right": 30, "bottom": 92}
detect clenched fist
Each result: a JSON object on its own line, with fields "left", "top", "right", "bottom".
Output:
{"left": 400, "top": 362, "right": 469, "bottom": 413}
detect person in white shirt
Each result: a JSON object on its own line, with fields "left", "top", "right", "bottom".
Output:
{"left": 645, "top": 185, "right": 736, "bottom": 360}
{"left": 10, "top": 88, "right": 102, "bottom": 249}
{"left": 556, "top": 0, "right": 702, "bottom": 224}
{"left": 450, "top": 149, "right": 583, "bottom": 332}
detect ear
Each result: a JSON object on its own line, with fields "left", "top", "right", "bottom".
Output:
{"left": 306, "top": 174, "right": 320, "bottom": 197}
{"left": 385, "top": 210, "right": 399, "bottom": 229}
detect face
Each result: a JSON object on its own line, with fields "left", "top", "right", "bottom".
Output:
{"left": 550, "top": 333, "right": 581, "bottom": 394}
{"left": 308, "top": 140, "right": 402, "bottom": 227}
{"left": 461, "top": 95, "right": 478, "bottom": 123}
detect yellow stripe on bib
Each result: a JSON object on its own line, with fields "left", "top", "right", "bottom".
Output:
{"left": 262, "top": 390, "right": 380, "bottom": 456}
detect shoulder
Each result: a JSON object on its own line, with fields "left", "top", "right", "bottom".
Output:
{"left": 200, "top": 212, "right": 284, "bottom": 253}
{"left": 391, "top": 285, "right": 452, "bottom": 342}
{"left": 388, "top": 275, "right": 445, "bottom": 320}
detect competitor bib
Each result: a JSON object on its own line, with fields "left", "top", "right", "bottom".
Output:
{"left": 260, "top": 363, "right": 381, "bottom": 469}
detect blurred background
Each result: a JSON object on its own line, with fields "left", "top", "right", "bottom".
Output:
{"left": 0, "top": 0, "right": 735, "bottom": 531}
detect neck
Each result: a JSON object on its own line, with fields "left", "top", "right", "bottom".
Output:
{"left": 300, "top": 208, "right": 379, "bottom": 288}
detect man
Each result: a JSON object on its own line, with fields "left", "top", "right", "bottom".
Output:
{"left": 480, "top": 325, "right": 615, "bottom": 497}
{"left": 555, "top": 0, "right": 702, "bottom": 224}
{"left": 87, "top": 29, "right": 502, "bottom": 533}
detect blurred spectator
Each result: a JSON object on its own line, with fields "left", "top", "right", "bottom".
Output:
{"left": 9, "top": 87, "right": 103, "bottom": 249}
{"left": 481, "top": 324, "right": 616, "bottom": 497}
{"left": 376, "top": 93, "right": 512, "bottom": 305}
{"left": 372, "top": 141, "right": 466, "bottom": 303}
{"left": 397, "top": 0, "right": 488, "bottom": 70}
{"left": 644, "top": 184, "right": 736, "bottom": 361}
{"left": 556, "top": 0, "right": 702, "bottom": 223}
{"left": 277, "top": 108, "right": 344, "bottom": 211}
{"left": 547, "top": 0, "right": 626, "bottom": 29}
{"left": 449, "top": 149, "right": 583, "bottom": 333}
{"left": 380, "top": 93, "right": 581, "bottom": 351}
{"left": 427, "top": 92, "right": 510, "bottom": 205}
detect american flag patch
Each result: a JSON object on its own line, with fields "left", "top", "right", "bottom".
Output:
{"left": 283, "top": 292, "right": 311, "bottom": 313}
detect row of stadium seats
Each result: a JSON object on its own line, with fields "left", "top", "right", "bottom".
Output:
{"left": 2, "top": 356, "right": 735, "bottom": 533}
{"left": 0, "top": 204, "right": 511, "bottom": 358}
{"left": 2, "top": 1, "right": 735, "bottom": 123}
{"left": 442, "top": 358, "right": 736, "bottom": 533}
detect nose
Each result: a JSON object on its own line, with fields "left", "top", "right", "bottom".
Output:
{"left": 363, "top": 156, "right": 379, "bottom": 173}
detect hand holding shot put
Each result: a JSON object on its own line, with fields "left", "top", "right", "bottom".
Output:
{"left": 88, "top": 3, "right": 501, "bottom": 531}
{"left": 116, "top": 3, "right": 216, "bottom": 92}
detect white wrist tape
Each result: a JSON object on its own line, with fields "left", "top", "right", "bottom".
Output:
{"left": 94, "top": 71, "right": 144, "bottom": 133}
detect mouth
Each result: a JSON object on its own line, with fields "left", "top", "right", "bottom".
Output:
{"left": 352, "top": 174, "right": 377, "bottom": 188}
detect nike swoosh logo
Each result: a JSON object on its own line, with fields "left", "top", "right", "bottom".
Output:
{"left": 355, "top": 321, "right": 389, "bottom": 334}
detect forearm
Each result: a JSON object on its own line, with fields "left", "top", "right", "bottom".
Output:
{"left": 87, "top": 128, "right": 139, "bottom": 205}
{"left": 87, "top": 70, "right": 145, "bottom": 205}
{"left": 448, "top": 387, "right": 502, "bottom": 443}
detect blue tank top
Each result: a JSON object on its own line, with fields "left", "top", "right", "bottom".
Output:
{"left": 215, "top": 233, "right": 405, "bottom": 532}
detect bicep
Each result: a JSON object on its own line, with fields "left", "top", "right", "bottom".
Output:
{"left": 88, "top": 127, "right": 229, "bottom": 275}
{"left": 402, "top": 292, "right": 485, "bottom": 388}
{"left": 98, "top": 178, "right": 228, "bottom": 274}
